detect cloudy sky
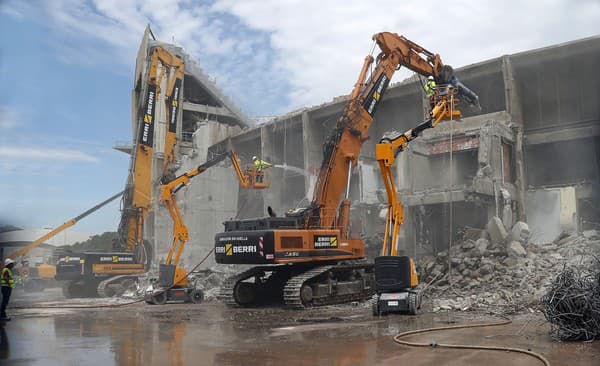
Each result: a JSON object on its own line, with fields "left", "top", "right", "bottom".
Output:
{"left": 0, "top": 0, "right": 598, "bottom": 234}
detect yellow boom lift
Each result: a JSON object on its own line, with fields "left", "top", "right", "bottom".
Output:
{"left": 3, "top": 191, "right": 123, "bottom": 291}
{"left": 372, "top": 82, "right": 479, "bottom": 315}
{"left": 145, "top": 150, "right": 268, "bottom": 305}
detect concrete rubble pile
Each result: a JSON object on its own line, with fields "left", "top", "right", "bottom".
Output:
{"left": 416, "top": 217, "right": 600, "bottom": 314}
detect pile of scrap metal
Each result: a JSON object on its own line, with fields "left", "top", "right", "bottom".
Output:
{"left": 542, "top": 263, "right": 600, "bottom": 341}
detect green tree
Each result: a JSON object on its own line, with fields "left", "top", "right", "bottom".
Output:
{"left": 61, "top": 231, "right": 118, "bottom": 252}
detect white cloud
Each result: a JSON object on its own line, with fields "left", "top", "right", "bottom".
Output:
{"left": 10, "top": 0, "right": 600, "bottom": 114}
{"left": 0, "top": 105, "right": 20, "bottom": 129}
{"left": 0, "top": 146, "right": 98, "bottom": 162}
{"left": 0, "top": 1, "right": 28, "bottom": 20}
{"left": 215, "top": 0, "right": 600, "bottom": 109}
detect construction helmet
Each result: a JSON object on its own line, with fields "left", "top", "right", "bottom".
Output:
{"left": 4, "top": 258, "right": 14, "bottom": 266}
{"left": 252, "top": 156, "right": 257, "bottom": 161}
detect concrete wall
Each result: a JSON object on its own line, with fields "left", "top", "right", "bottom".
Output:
{"left": 228, "top": 36, "right": 597, "bottom": 256}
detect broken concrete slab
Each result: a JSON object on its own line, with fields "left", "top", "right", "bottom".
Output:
{"left": 474, "top": 238, "right": 489, "bottom": 256}
{"left": 507, "top": 241, "right": 527, "bottom": 257}
{"left": 463, "top": 228, "right": 487, "bottom": 241}
{"left": 508, "top": 221, "right": 531, "bottom": 244}
{"left": 486, "top": 216, "right": 508, "bottom": 243}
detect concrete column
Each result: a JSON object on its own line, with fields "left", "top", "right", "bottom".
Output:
{"left": 396, "top": 147, "right": 411, "bottom": 190}
{"left": 502, "top": 55, "right": 527, "bottom": 221}
{"left": 177, "top": 76, "right": 184, "bottom": 146}
{"left": 513, "top": 124, "right": 527, "bottom": 221}
{"left": 501, "top": 56, "right": 524, "bottom": 124}
{"left": 302, "top": 111, "right": 321, "bottom": 202}
{"left": 301, "top": 111, "right": 313, "bottom": 193}
{"left": 261, "top": 125, "right": 278, "bottom": 214}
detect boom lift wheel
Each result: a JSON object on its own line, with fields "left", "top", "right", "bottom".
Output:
{"left": 151, "top": 292, "right": 167, "bottom": 305}
{"left": 190, "top": 289, "right": 204, "bottom": 304}
{"left": 408, "top": 292, "right": 418, "bottom": 315}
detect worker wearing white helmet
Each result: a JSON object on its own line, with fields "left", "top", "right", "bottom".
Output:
{"left": 1, "top": 258, "right": 15, "bottom": 321}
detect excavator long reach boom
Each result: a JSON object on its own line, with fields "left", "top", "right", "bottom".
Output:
{"left": 119, "top": 46, "right": 184, "bottom": 254}
{"left": 5, "top": 191, "right": 123, "bottom": 292}
{"left": 310, "top": 32, "right": 455, "bottom": 233}
{"left": 55, "top": 43, "right": 186, "bottom": 299}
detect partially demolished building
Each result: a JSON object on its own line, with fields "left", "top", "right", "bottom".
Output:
{"left": 129, "top": 29, "right": 600, "bottom": 264}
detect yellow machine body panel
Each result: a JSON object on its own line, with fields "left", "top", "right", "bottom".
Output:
{"left": 92, "top": 264, "right": 146, "bottom": 275}
{"left": 173, "top": 267, "right": 188, "bottom": 287}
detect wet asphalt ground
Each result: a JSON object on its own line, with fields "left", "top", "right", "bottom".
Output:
{"left": 1, "top": 288, "right": 599, "bottom": 365}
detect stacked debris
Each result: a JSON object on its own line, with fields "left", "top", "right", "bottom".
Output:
{"left": 416, "top": 219, "right": 600, "bottom": 314}
{"left": 541, "top": 264, "right": 600, "bottom": 341}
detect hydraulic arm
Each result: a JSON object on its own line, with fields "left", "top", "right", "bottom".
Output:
{"left": 162, "top": 150, "right": 266, "bottom": 271}
{"left": 118, "top": 46, "right": 184, "bottom": 254}
{"left": 310, "top": 32, "right": 457, "bottom": 234}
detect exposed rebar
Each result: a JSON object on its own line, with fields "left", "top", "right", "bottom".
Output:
{"left": 541, "top": 264, "right": 600, "bottom": 341}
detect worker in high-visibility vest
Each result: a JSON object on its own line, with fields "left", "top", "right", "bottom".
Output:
{"left": 424, "top": 78, "right": 437, "bottom": 111}
{"left": 252, "top": 156, "right": 272, "bottom": 183}
{"left": 1, "top": 258, "right": 15, "bottom": 321}
{"left": 424, "top": 78, "right": 436, "bottom": 97}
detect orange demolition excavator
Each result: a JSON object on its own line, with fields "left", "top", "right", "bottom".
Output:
{"left": 215, "top": 32, "right": 479, "bottom": 308}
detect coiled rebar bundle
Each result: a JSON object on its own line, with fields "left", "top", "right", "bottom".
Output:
{"left": 541, "top": 266, "right": 600, "bottom": 341}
